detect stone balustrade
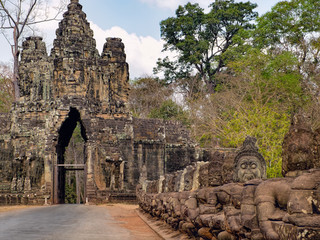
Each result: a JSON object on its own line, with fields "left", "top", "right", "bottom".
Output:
{"left": 137, "top": 136, "right": 320, "bottom": 240}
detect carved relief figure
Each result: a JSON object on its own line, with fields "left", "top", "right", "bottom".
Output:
{"left": 233, "top": 136, "right": 266, "bottom": 183}
{"left": 282, "top": 113, "right": 319, "bottom": 177}
{"left": 254, "top": 113, "right": 320, "bottom": 240}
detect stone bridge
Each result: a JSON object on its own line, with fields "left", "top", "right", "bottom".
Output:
{"left": 0, "top": 1, "right": 319, "bottom": 239}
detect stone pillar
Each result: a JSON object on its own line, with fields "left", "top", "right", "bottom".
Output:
{"left": 158, "top": 144, "right": 165, "bottom": 193}
{"left": 110, "top": 163, "right": 115, "bottom": 190}
{"left": 85, "top": 141, "right": 97, "bottom": 202}
{"left": 86, "top": 142, "right": 94, "bottom": 177}
{"left": 120, "top": 161, "right": 125, "bottom": 190}
{"left": 10, "top": 177, "right": 17, "bottom": 192}
{"left": 24, "top": 177, "right": 31, "bottom": 192}
{"left": 44, "top": 154, "right": 52, "bottom": 186}
{"left": 138, "top": 144, "right": 143, "bottom": 185}
{"left": 17, "top": 178, "right": 24, "bottom": 193}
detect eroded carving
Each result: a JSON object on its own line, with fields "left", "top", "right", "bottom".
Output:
{"left": 138, "top": 136, "right": 320, "bottom": 240}
{"left": 0, "top": 0, "right": 198, "bottom": 205}
{"left": 282, "top": 113, "right": 320, "bottom": 177}
{"left": 234, "top": 136, "right": 266, "bottom": 183}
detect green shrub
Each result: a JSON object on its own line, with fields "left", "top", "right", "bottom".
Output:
{"left": 148, "top": 99, "right": 190, "bottom": 126}
{"left": 217, "top": 104, "right": 290, "bottom": 178}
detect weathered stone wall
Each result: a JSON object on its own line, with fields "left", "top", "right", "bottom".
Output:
{"left": 0, "top": 113, "right": 14, "bottom": 195}
{"left": 0, "top": 0, "right": 199, "bottom": 205}
{"left": 0, "top": 113, "right": 11, "bottom": 134}
{"left": 19, "top": 36, "right": 52, "bottom": 102}
{"left": 0, "top": 96, "right": 198, "bottom": 204}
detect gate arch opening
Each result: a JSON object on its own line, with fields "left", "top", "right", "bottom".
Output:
{"left": 55, "top": 107, "right": 88, "bottom": 204}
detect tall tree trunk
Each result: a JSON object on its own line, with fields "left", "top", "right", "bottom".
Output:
{"left": 12, "top": 26, "right": 20, "bottom": 100}
{"left": 203, "top": 74, "right": 216, "bottom": 94}
{"left": 13, "top": 53, "right": 20, "bottom": 100}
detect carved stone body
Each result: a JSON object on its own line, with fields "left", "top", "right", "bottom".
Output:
{"left": 282, "top": 113, "right": 320, "bottom": 176}
{"left": 138, "top": 136, "right": 320, "bottom": 239}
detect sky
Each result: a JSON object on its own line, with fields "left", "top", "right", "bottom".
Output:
{"left": 0, "top": 0, "right": 281, "bottom": 79}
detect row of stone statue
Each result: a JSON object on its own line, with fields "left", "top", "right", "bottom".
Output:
{"left": 137, "top": 114, "right": 320, "bottom": 240}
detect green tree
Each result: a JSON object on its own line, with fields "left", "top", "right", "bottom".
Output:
{"left": 254, "top": 0, "right": 320, "bottom": 49}
{"left": 148, "top": 99, "right": 189, "bottom": 125}
{"left": 219, "top": 51, "right": 308, "bottom": 177}
{"left": 155, "top": 0, "right": 257, "bottom": 93}
{"left": 218, "top": 104, "right": 290, "bottom": 178}
{"left": 0, "top": 0, "right": 67, "bottom": 99}
{"left": 65, "top": 176, "right": 77, "bottom": 204}
{"left": 189, "top": 50, "right": 308, "bottom": 177}
{"left": 0, "top": 63, "right": 14, "bottom": 112}
{"left": 254, "top": 0, "right": 320, "bottom": 99}
{"left": 128, "top": 77, "right": 173, "bottom": 118}
{"left": 229, "top": 49, "right": 306, "bottom": 110}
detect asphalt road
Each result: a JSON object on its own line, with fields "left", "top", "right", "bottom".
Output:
{"left": 0, "top": 205, "right": 139, "bottom": 240}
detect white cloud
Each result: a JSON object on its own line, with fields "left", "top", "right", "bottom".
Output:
{"left": 36, "top": 1, "right": 168, "bottom": 79}
{"left": 139, "top": 0, "right": 212, "bottom": 10}
{"left": 31, "top": 0, "right": 67, "bottom": 50}
{"left": 37, "top": 20, "right": 169, "bottom": 79}
{"left": 0, "top": 0, "right": 66, "bottom": 64}
{"left": 90, "top": 22, "right": 168, "bottom": 79}
{"left": 1, "top": 1, "right": 174, "bottom": 79}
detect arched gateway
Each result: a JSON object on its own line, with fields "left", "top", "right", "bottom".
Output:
{"left": 0, "top": 0, "right": 201, "bottom": 205}
{"left": 55, "top": 108, "right": 88, "bottom": 204}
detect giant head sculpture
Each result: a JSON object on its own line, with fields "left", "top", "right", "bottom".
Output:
{"left": 233, "top": 137, "right": 267, "bottom": 182}
{"left": 282, "top": 113, "right": 318, "bottom": 176}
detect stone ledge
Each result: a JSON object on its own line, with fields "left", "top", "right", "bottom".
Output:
{"left": 136, "top": 208, "right": 192, "bottom": 240}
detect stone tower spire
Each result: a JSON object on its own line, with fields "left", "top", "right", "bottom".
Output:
{"left": 19, "top": 37, "right": 52, "bottom": 101}
{"left": 19, "top": 0, "right": 129, "bottom": 108}
{"left": 51, "top": 0, "right": 99, "bottom": 98}
{"left": 51, "top": 0, "right": 98, "bottom": 59}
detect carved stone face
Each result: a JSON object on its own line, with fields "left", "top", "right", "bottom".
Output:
{"left": 237, "top": 156, "right": 262, "bottom": 182}
{"left": 285, "top": 134, "right": 313, "bottom": 172}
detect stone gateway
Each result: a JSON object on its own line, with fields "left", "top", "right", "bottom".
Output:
{"left": 0, "top": 0, "right": 201, "bottom": 205}
{"left": 1, "top": 1, "right": 320, "bottom": 239}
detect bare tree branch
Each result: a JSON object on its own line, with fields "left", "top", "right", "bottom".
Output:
{"left": 0, "top": 0, "right": 67, "bottom": 100}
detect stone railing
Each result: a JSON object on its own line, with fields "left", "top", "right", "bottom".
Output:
{"left": 141, "top": 150, "right": 236, "bottom": 195}
{"left": 137, "top": 150, "right": 320, "bottom": 240}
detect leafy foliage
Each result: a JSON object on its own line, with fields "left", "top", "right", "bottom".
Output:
{"left": 128, "top": 77, "right": 173, "bottom": 118}
{"left": 188, "top": 49, "right": 308, "bottom": 177}
{"left": 254, "top": 0, "right": 320, "bottom": 48}
{"left": 155, "top": 0, "right": 258, "bottom": 93}
{"left": 218, "top": 105, "right": 290, "bottom": 178}
{"left": 229, "top": 49, "right": 306, "bottom": 110}
{"left": 65, "top": 177, "right": 77, "bottom": 204}
{"left": 253, "top": 0, "right": 320, "bottom": 101}
{"left": 0, "top": 64, "right": 14, "bottom": 112}
{"left": 148, "top": 99, "right": 189, "bottom": 125}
